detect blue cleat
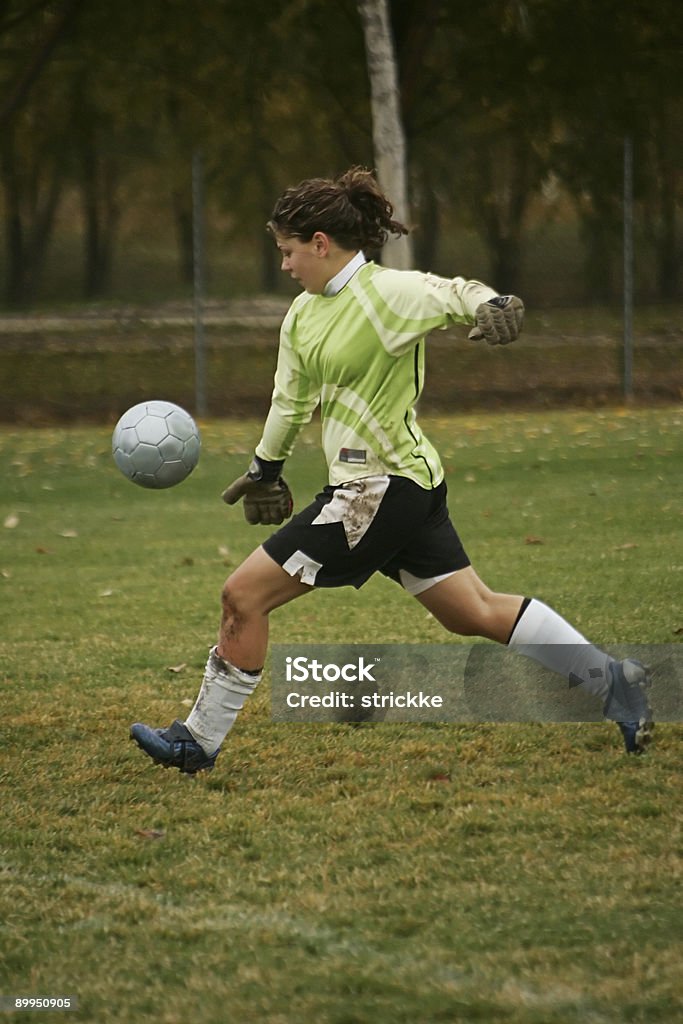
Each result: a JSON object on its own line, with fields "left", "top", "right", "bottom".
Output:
{"left": 604, "top": 659, "right": 654, "bottom": 754}
{"left": 130, "top": 719, "right": 219, "bottom": 774}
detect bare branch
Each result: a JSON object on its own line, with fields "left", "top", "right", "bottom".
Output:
{"left": 0, "top": 0, "right": 83, "bottom": 128}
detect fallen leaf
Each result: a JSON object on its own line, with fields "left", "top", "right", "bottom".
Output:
{"left": 218, "top": 545, "right": 230, "bottom": 558}
{"left": 525, "top": 535, "right": 544, "bottom": 545}
{"left": 166, "top": 663, "right": 187, "bottom": 674}
{"left": 98, "top": 588, "right": 114, "bottom": 597}
{"left": 1, "top": 569, "right": 11, "bottom": 579}
{"left": 35, "top": 546, "right": 51, "bottom": 555}
{"left": 181, "top": 698, "right": 194, "bottom": 707}
{"left": 135, "top": 829, "right": 165, "bottom": 841}
{"left": 613, "top": 542, "right": 638, "bottom": 551}
{"left": 4, "top": 514, "right": 19, "bottom": 529}
{"left": 60, "top": 529, "right": 78, "bottom": 538}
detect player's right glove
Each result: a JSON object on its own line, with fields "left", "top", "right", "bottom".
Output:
{"left": 468, "top": 295, "right": 524, "bottom": 345}
{"left": 222, "top": 456, "right": 293, "bottom": 526}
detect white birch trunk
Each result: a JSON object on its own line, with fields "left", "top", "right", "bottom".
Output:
{"left": 357, "top": 0, "right": 413, "bottom": 269}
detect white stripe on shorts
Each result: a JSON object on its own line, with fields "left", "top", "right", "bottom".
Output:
{"left": 399, "top": 568, "right": 458, "bottom": 596}
{"left": 282, "top": 550, "right": 324, "bottom": 586}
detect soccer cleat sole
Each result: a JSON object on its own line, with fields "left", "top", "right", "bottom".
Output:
{"left": 132, "top": 742, "right": 216, "bottom": 774}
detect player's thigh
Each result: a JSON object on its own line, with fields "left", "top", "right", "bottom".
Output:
{"left": 416, "top": 565, "right": 523, "bottom": 642}
{"left": 223, "top": 545, "right": 313, "bottom": 616}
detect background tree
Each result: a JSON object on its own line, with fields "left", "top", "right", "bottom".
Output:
{"left": 532, "top": 0, "right": 683, "bottom": 301}
{"left": 0, "top": 0, "right": 680, "bottom": 307}
{"left": 0, "top": 1, "right": 85, "bottom": 303}
{"left": 0, "top": 0, "right": 82, "bottom": 128}
{"left": 357, "top": 0, "right": 413, "bottom": 268}
{"left": 0, "top": 65, "right": 72, "bottom": 304}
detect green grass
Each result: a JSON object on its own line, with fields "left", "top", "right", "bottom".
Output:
{"left": 1, "top": 408, "right": 682, "bottom": 1024}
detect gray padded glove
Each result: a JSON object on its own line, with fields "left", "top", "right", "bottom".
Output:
{"left": 222, "top": 457, "right": 293, "bottom": 526}
{"left": 468, "top": 295, "right": 524, "bottom": 345}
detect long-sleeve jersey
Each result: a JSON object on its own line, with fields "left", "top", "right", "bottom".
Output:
{"left": 255, "top": 260, "right": 497, "bottom": 489}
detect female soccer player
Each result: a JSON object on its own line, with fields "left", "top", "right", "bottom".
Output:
{"left": 131, "top": 167, "right": 652, "bottom": 773}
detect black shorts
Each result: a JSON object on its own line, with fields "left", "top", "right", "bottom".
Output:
{"left": 262, "top": 475, "right": 470, "bottom": 591}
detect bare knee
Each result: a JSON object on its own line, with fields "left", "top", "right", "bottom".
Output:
{"left": 221, "top": 546, "right": 311, "bottom": 632}
{"left": 221, "top": 571, "right": 258, "bottom": 623}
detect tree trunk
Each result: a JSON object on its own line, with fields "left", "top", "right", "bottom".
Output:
{"left": 1, "top": 129, "right": 65, "bottom": 306}
{"left": 656, "top": 189, "right": 678, "bottom": 300}
{"left": 412, "top": 165, "right": 440, "bottom": 271}
{"left": 165, "top": 89, "right": 195, "bottom": 287}
{"left": 357, "top": 0, "right": 413, "bottom": 269}
{"left": 475, "top": 135, "right": 531, "bottom": 293}
{"left": 1, "top": 139, "right": 27, "bottom": 305}
{"left": 578, "top": 202, "right": 619, "bottom": 302}
{"left": 0, "top": 0, "right": 83, "bottom": 129}
{"left": 80, "top": 131, "right": 120, "bottom": 299}
{"left": 491, "top": 237, "right": 522, "bottom": 296}
{"left": 651, "top": 112, "right": 680, "bottom": 300}
{"left": 171, "top": 189, "right": 194, "bottom": 287}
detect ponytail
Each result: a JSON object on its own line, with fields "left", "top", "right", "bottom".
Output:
{"left": 268, "top": 166, "right": 409, "bottom": 251}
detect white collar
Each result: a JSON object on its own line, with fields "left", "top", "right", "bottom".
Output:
{"left": 323, "top": 251, "right": 367, "bottom": 297}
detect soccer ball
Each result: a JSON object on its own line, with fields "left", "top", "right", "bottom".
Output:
{"left": 112, "top": 400, "right": 200, "bottom": 489}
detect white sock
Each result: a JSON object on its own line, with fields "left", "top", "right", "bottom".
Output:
{"left": 508, "top": 598, "right": 611, "bottom": 702}
{"left": 185, "top": 646, "right": 262, "bottom": 754}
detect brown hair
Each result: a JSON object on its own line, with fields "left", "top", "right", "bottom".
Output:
{"left": 267, "top": 167, "right": 409, "bottom": 251}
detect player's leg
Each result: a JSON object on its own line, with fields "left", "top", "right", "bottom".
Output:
{"left": 217, "top": 545, "right": 313, "bottom": 671}
{"left": 416, "top": 570, "right": 652, "bottom": 753}
{"left": 130, "top": 475, "right": 450, "bottom": 772}
{"left": 390, "top": 483, "right": 652, "bottom": 754}
{"left": 181, "top": 548, "right": 311, "bottom": 755}
{"left": 413, "top": 564, "right": 523, "bottom": 643}
{"left": 130, "top": 547, "right": 311, "bottom": 773}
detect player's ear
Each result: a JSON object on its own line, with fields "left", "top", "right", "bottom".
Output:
{"left": 311, "top": 231, "right": 331, "bottom": 257}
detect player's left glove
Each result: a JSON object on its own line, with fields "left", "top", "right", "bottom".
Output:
{"left": 468, "top": 295, "right": 524, "bottom": 345}
{"left": 222, "top": 456, "right": 293, "bottom": 526}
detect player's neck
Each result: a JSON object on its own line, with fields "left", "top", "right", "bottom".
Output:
{"left": 323, "top": 250, "right": 366, "bottom": 297}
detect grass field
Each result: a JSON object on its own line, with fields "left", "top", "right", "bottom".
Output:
{"left": 1, "top": 408, "right": 682, "bottom": 1023}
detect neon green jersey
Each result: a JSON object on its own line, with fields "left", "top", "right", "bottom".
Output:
{"left": 256, "top": 260, "right": 497, "bottom": 488}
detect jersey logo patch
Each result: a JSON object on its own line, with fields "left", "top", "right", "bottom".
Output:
{"left": 340, "top": 448, "right": 367, "bottom": 464}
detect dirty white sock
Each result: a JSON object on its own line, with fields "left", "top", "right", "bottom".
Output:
{"left": 508, "top": 598, "right": 611, "bottom": 702}
{"left": 185, "top": 646, "right": 262, "bottom": 753}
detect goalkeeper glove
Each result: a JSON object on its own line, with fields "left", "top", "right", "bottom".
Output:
{"left": 222, "top": 456, "right": 293, "bottom": 526}
{"left": 468, "top": 295, "right": 524, "bottom": 345}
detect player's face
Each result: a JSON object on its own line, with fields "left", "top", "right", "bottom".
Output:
{"left": 274, "top": 232, "right": 330, "bottom": 295}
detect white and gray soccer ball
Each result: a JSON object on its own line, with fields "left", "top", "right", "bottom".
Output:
{"left": 112, "top": 400, "right": 200, "bottom": 489}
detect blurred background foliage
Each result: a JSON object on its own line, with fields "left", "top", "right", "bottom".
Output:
{"left": 0, "top": 0, "right": 681, "bottom": 309}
